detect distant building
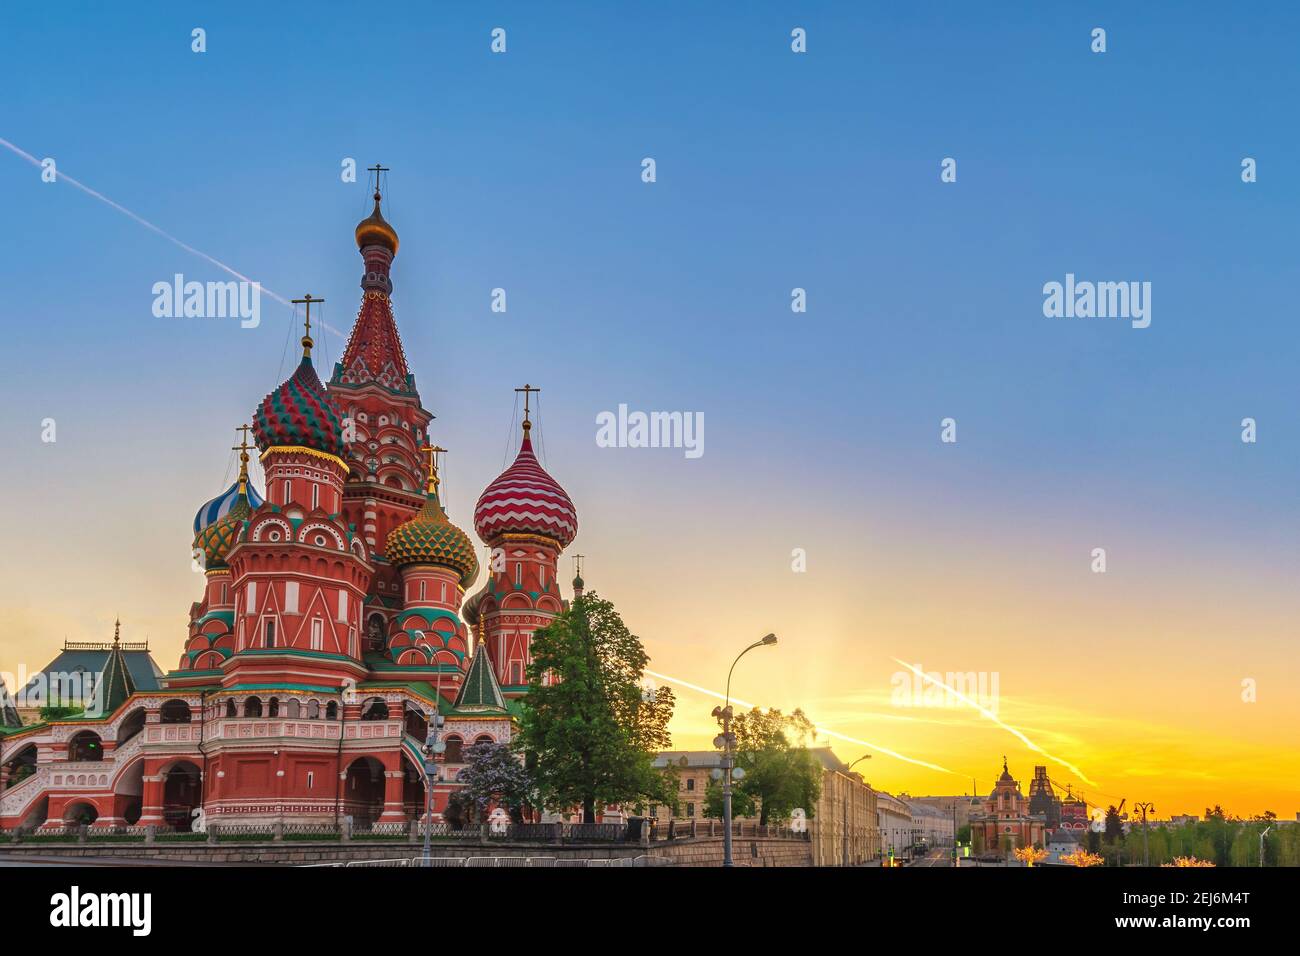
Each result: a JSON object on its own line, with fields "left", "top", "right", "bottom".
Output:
{"left": 650, "top": 751, "right": 737, "bottom": 823}
{"left": 904, "top": 794, "right": 981, "bottom": 833}
{"left": 1027, "top": 765, "right": 1062, "bottom": 829}
{"left": 1045, "top": 828, "right": 1081, "bottom": 863}
{"left": 970, "top": 758, "right": 1047, "bottom": 857}
{"left": 876, "top": 791, "right": 914, "bottom": 860}
{"left": 901, "top": 797, "right": 954, "bottom": 849}
{"left": 809, "top": 747, "right": 878, "bottom": 866}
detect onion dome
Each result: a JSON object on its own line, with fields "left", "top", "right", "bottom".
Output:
{"left": 194, "top": 492, "right": 251, "bottom": 570}
{"left": 355, "top": 189, "right": 399, "bottom": 253}
{"left": 387, "top": 451, "right": 479, "bottom": 586}
{"left": 253, "top": 355, "right": 346, "bottom": 458}
{"left": 194, "top": 435, "right": 258, "bottom": 569}
{"left": 194, "top": 477, "right": 264, "bottom": 534}
{"left": 475, "top": 418, "right": 577, "bottom": 548}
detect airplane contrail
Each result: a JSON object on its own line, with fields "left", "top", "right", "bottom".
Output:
{"left": 891, "top": 658, "right": 1095, "bottom": 785}
{"left": 644, "top": 668, "right": 960, "bottom": 777}
{"left": 1, "top": 137, "right": 346, "bottom": 338}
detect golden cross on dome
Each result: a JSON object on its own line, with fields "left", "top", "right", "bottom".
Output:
{"left": 367, "top": 163, "right": 390, "bottom": 196}
{"left": 514, "top": 383, "right": 540, "bottom": 427}
{"left": 421, "top": 444, "right": 447, "bottom": 495}
{"left": 573, "top": 554, "right": 585, "bottom": 577}
{"left": 292, "top": 294, "right": 323, "bottom": 357}
{"left": 232, "top": 424, "right": 253, "bottom": 488}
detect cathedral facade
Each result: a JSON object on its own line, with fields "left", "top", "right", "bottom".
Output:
{"left": 0, "top": 185, "right": 579, "bottom": 831}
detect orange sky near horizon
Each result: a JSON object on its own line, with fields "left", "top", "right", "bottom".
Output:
{"left": 2, "top": 447, "right": 1296, "bottom": 821}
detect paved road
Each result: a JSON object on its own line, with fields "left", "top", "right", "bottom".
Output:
{"left": 910, "top": 848, "right": 953, "bottom": 868}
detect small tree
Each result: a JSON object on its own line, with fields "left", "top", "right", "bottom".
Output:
{"left": 729, "top": 708, "right": 822, "bottom": 825}
{"left": 457, "top": 739, "right": 534, "bottom": 824}
{"left": 1103, "top": 805, "right": 1123, "bottom": 844}
{"left": 704, "top": 777, "right": 757, "bottom": 820}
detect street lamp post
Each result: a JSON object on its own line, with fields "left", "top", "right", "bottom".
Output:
{"left": 419, "top": 671, "right": 447, "bottom": 868}
{"left": 1134, "top": 801, "right": 1154, "bottom": 867}
{"left": 842, "top": 755, "right": 871, "bottom": 866}
{"left": 712, "top": 633, "right": 777, "bottom": 868}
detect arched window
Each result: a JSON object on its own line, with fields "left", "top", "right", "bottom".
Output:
{"left": 68, "top": 731, "right": 103, "bottom": 761}
{"left": 243, "top": 696, "right": 263, "bottom": 718}
{"left": 443, "top": 736, "right": 463, "bottom": 764}
{"left": 225, "top": 699, "right": 236, "bottom": 718}
{"left": 474, "top": 734, "right": 494, "bottom": 747}
{"left": 268, "top": 697, "right": 280, "bottom": 718}
{"left": 307, "top": 699, "right": 320, "bottom": 719}
{"left": 160, "top": 699, "right": 192, "bottom": 724}
{"left": 325, "top": 701, "right": 338, "bottom": 720}
{"left": 286, "top": 699, "right": 301, "bottom": 719}
{"left": 361, "top": 698, "right": 389, "bottom": 721}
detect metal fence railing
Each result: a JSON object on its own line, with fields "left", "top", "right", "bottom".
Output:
{"left": 302, "top": 854, "right": 671, "bottom": 868}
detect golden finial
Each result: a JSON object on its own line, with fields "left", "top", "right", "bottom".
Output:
{"left": 420, "top": 444, "right": 447, "bottom": 496}
{"left": 292, "top": 294, "right": 323, "bottom": 358}
{"left": 514, "top": 383, "right": 540, "bottom": 434}
{"left": 232, "top": 424, "right": 253, "bottom": 494}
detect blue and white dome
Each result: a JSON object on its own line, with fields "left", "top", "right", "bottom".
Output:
{"left": 194, "top": 478, "right": 265, "bottom": 534}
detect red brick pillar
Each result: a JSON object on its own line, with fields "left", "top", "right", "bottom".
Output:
{"left": 139, "top": 769, "right": 165, "bottom": 826}
{"left": 379, "top": 767, "right": 406, "bottom": 824}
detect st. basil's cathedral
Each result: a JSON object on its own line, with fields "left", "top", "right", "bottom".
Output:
{"left": 0, "top": 181, "right": 581, "bottom": 831}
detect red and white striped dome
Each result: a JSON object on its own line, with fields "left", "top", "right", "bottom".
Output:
{"left": 474, "top": 427, "right": 577, "bottom": 548}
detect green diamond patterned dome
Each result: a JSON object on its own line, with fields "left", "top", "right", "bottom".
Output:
{"left": 387, "top": 491, "right": 479, "bottom": 586}
{"left": 194, "top": 492, "right": 252, "bottom": 570}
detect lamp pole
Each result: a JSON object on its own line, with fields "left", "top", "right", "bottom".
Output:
{"left": 842, "top": 755, "right": 871, "bottom": 866}
{"left": 1134, "top": 801, "right": 1154, "bottom": 867}
{"left": 713, "top": 633, "right": 778, "bottom": 868}
{"left": 420, "top": 671, "right": 447, "bottom": 867}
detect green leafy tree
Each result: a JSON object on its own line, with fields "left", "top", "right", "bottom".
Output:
{"left": 1103, "top": 805, "right": 1123, "bottom": 845}
{"left": 729, "top": 707, "right": 822, "bottom": 825}
{"left": 703, "top": 776, "right": 757, "bottom": 820}
{"left": 517, "top": 593, "right": 674, "bottom": 822}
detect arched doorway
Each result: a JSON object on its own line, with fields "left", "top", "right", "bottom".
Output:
{"left": 162, "top": 761, "right": 202, "bottom": 831}
{"left": 63, "top": 800, "right": 99, "bottom": 826}
{"left": 344, "top": 756, "right": 386, "bottom": 829}
{"left": 68, "top": 731, "right": 103, "bottom": 761}
{"left": 114, "top": 759, "right": 144, "bottom": 825}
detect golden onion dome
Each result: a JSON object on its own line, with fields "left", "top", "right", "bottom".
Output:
{"left": 355, "top": 190, "right": 399, "bottom": 253}
{"left": 387, "top": 490, "right": 478, "bottom": 587}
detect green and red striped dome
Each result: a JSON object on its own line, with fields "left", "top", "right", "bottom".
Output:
{"left": 253, "top": 356, "right": 346, "bottom": 457}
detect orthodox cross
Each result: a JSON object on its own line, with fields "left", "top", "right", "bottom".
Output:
{"left": 292, "top": 294, "right": 323, "bottom": 356}
{"left": 367, "top": 163, "right": 390, "bottom": 194}
{"left": 515, "top": 383, "right": 540, "bottom": 425}
{"left": 233, "top": 424, "right": 253, "bottom": 484}
{"left": 421, "top": 444, "right": 447, "bottom": 493}
{"left": 573, "top": 554, "right": 585, "bottom": 578}
{"left": 113, "top": 618, "right": 121, "bottom": 646}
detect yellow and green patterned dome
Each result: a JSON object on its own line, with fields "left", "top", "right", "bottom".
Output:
{"left": 194, "top": 492, "right": 251, "bottom": 571}
{"left": 387, "top": 489, "right": 478, "bottom": 586}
